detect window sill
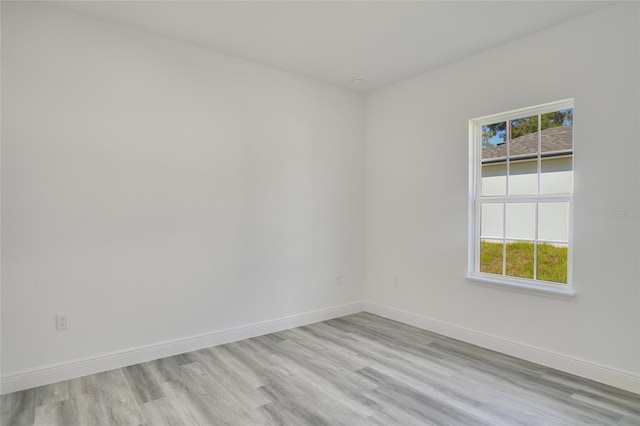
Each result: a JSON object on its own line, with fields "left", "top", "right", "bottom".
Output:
{"left": 465, "top": 275, "right": 576, "bottom": 297}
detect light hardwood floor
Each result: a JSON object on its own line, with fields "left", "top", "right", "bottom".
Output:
{"left": 2, "top": 313, "right": 639, "bottom": 425}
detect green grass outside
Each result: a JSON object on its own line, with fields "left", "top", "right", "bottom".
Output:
{"left": 480, "top": 241, "right": 568, "bottom": 284}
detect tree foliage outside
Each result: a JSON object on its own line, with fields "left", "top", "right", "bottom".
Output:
{"left": 482, "top": 122, "right": 506, "bottom": 148}
{"left": 482, "top": 108, "right": 573, "bottom": 149}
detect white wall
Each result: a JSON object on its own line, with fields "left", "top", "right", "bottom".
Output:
{"left": 1, "top": 2, "right": 364, "bottom": 378}
{"left": 365, "top": 0, "right": 639, "bottom": 381}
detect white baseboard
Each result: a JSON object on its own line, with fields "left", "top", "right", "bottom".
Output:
{"left": 363, "top": 301, "right": 640, "bottom": 394}
{"left": 4, "top": 300, "right": 638, "bottom": 396}
{"left": 1, "top": 301, "right": 364, "bottom": 395}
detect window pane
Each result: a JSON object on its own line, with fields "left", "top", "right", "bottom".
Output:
{"left": 510, "top": 115, "right": 539, "bottom": 139}
{"left": 480, "top": 239, "right": 503, "bottom": 275}
{"left": 541, "top": 108, "right": 573, "bottom": 130}
{"left": 482, "top": 164, "right": 506, "bottom": 196}
{"left": 509, "top": 160, "right": 538, "bottom": 195}
{"left": 482, "top": 122, "right": 506, "bottom": 156}
{"left": 538, "top": 202, "right": 569, "bottom": 242}
{"left": 481, "top": 122, "right": 506, "bottom": 196}
{"left": 505, "top": 241, "right": 534, "bottom": 279}
{"left": 541, "top": 156, "right": 573, "bottom": 194}
{"left": 537, "top": 243, "right": 568, "bottom": 284}
{"left": 508, "top": 115, "right": 539, "bottom": 158}
{"left": 541, "top": 108, "right": 573, "bottom": 194}
{"left": 481, "top": 203, "right": 503, "bottom": 238}
{"left": 506, "top": 203, "right": 535, "bottom": 240}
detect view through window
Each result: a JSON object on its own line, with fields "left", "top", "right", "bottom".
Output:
{"left": 469, "top": 100, "right": 574, "bottom": 291}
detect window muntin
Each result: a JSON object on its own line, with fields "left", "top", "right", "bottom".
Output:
{"left": 469, "top": 100, "right": 573, "bottom": 292}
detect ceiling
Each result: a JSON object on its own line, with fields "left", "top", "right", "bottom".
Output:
{"left": 54, "top": 1, "right": 613, "bottom": 92}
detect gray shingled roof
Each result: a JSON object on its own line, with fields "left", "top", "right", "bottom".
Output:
{"left": 482, "top": 125, "right": 573, "bottom": 162}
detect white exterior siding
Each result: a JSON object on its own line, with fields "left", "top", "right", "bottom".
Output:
{"left": 481, "top": 156, "right": 571, "bottom": 242}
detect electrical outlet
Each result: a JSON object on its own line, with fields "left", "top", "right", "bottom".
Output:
{"left": 336, "top": 276, "right": 342, "bottom": 286}
{"left": 56, "top": 313, "right": 68, "bottom": 330}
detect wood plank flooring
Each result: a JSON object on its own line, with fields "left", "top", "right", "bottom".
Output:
{"left": 2, "top": 313, "right": 639, "bottom": 425}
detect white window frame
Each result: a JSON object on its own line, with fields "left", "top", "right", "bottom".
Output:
{"left": 466, "top": 99, "right": 575, "bottom": 296}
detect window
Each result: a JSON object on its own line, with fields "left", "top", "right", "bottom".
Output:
{"left": 467, "top": 99, "right": 574, "bottom": 295}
